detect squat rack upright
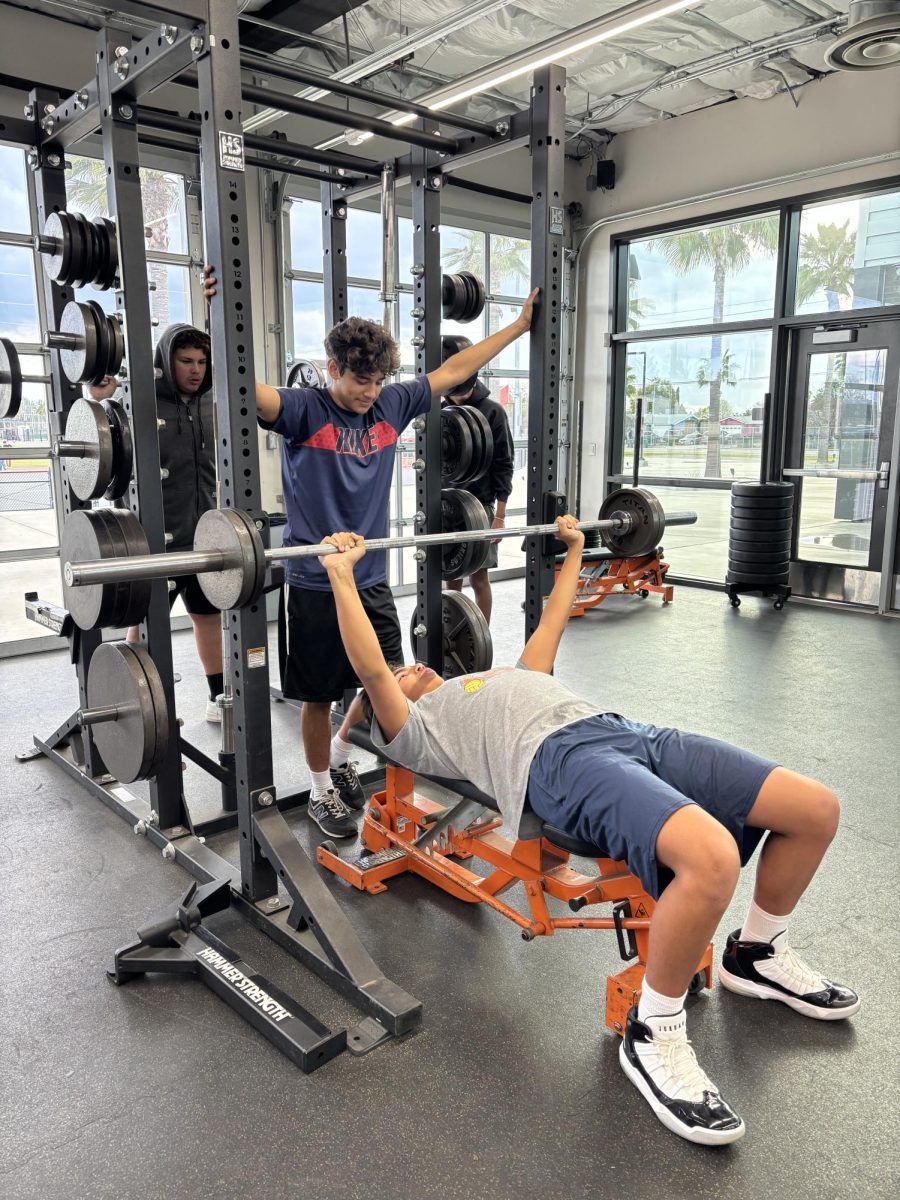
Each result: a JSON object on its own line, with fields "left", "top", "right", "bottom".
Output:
{"left": 7, "top": 0, "right": 568, "bottom": 1071}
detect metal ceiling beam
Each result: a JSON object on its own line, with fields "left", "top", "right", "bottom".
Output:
{"left": 242, "top": 0, "right": 515, "bottom": 133}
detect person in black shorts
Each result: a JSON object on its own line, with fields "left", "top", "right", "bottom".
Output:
{"left": 318, "top": 519, "right": 860, "bottom": 1147}
{"left": 90, "top": 325, "right": 224, "bottom": 722}
{"left": 204, "top": 263, "right": 537, "bottom": 838}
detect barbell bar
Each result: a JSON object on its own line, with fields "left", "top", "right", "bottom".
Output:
{"left": 66, "top": 507, "right": 698, "bottom": 591}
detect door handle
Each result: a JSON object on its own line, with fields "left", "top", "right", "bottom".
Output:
{"left": 878, "top": 461, "right": 890, "bottom": 489}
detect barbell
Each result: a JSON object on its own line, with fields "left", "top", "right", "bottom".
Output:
{"left": 61, "top": 487, "right": 697, "bottom": 630}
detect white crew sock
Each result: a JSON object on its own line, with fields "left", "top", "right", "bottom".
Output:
{"left": 309, "top": 769, "right": 333, "bottom": 797}
{"left": 329, "top": 733, "right": 355, "bottom": 769}
{"left": 741, "top": 899, "right": 792, "bottom": 953}
{"left": 638, "top": 980, "right": 688, "bottom": 1033}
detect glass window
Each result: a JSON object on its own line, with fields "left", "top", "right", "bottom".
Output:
{"left": 0, "top": 244, "right": 40, "bottom": 342}
{"left": 289, "top": 198, "right": 323, "bottom": 273}
{"left": 0, "top": 559, "right": 63, "bottom": 644}
{"left": 795, "top": 190, "right": 900, "bottom": 314}
{"left": 398, "top": 217, "right": 413, "bottom": 280}
{"left": 626, "top": 484, "right": 732, "bottom": 582}
{"left": 0, "top": 145, "right": 31, "bottom": 234}
{"left": 490, "top": 234, "right": 530, "bottom": 297}
{"left": 290, "top": 280, "right": 327, "bottom": 360}
{"left": 347, "top": 286, "right": 383, "bottom": 324}
{"left": 626, "top": 214, "right": 780, "bottom": 331}
{"left": 441, "top": 227, "right": 484, "bottom": 279}
{"left": 66, "top": 157, "right": 187, "bottom": 254}
{"left": 620, "top": 331, "right": 772, "bottom": 481}
{"left": 0, "top": 354, "right": 49, "bottom": 446}
{"left": 346, "top": 207, "right": 381, "bottom": 280}
{"left": 149, "top": 264, "right": 191, "bottom": 339}
{"left": 487, "top": 303, "right": 528, "bottom": 370}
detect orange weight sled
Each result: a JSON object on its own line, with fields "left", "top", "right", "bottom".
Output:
{"left": 318, "top": 762, "right": 712, "bottom": 1035}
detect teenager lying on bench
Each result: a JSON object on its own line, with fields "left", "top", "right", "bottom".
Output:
{"left": 319, "top": 519, "right": 859, "bottom": 1147}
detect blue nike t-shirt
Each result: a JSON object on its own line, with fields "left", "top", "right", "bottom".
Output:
{"left": 260, "top": 377, "right": 432, "bottom": 590}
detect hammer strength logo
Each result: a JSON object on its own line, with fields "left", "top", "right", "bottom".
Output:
{"left": 196, "top": 946, "right": 292, "bottom": 1022}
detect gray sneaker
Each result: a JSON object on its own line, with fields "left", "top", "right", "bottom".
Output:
{"left": 330, "top": 760, "right": 366, "bottom": 810}
{"left": 308, "top": 788, "right": 357, "bottom": 838}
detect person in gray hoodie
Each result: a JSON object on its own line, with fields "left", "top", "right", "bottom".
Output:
{"left": 442, "top": 375, "right": 514, "bottom": 625}
{"left": 89, "top": 323, "right": 224, "bottom": 722}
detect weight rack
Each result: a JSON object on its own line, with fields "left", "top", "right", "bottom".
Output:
{"left": 5, "top": 0, "right": 569, "bottom": 1072}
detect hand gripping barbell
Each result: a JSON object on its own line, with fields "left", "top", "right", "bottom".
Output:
{"left": 61, "top": 488, "right": 697, "bottom": 630}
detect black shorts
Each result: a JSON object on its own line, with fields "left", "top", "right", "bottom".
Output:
{"left": 168, "top": 572, "right": 219, "bottom": 617}
{"left": 282, "top": 582, "right": 404, "bottom": 703}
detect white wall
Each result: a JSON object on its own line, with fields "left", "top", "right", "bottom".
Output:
{"left": 573, "top": 68, "right": 900, "bottom": 519}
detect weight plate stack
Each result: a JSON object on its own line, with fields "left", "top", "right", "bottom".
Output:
{"left": 409, "top": 591, "right": 493, "bottom": 679}
{"left": 441, "top": 488, "right": 490, "bottom": 580}
{"left": 726, "top": 482, "right": 794, "bottom": 587}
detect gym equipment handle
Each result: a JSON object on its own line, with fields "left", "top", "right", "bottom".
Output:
{"left": 65, "top": 511, "right": 698, "bottom": 588}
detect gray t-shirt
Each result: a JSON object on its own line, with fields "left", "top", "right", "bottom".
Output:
{"left": 371, "top": 664, "right": 600, "bottom": 835}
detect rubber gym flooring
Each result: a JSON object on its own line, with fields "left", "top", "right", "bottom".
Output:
{"left": 2, "top": 581, "right": 897, "bottom": 1200}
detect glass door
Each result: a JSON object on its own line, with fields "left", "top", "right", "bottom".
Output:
{"left": 784, "top": 322, "right": 899, "bottom": 608}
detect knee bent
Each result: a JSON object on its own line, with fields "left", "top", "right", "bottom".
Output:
{"left": 677, "top": 835, "right": 741, "bottom": 910}
{"left": 812, "top": 785, "right": 841, "bottom": 842}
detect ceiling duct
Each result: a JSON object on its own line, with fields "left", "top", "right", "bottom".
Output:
{"left": 825, "top": 0, "right": 900, "bottom": 70}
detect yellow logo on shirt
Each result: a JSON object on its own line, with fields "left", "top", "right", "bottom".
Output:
{"left": 463, "top": 679, "right": 485, "bottom": 694}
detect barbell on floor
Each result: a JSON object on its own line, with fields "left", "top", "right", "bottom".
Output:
{"left": 61, "top": 487, "right": 697, "bottom": 630}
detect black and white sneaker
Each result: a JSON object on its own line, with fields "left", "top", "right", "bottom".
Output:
{"left": 330, "top": 760, "right": 366, "bottom": 810}
{"left": 308, "top": 789, "right": 358, "bottom": 838}
{"left": 619, "top": 1007, "right": 745, "bottom": 1145}
{"left": 718, "top": 930, "right": 860, "bottom": 1020}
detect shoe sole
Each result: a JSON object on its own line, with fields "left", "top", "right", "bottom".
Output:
{"left": 718, "top": 964, "right": 861, "bottom": 1020}
{"left": 618, "top": 1041, "right": 746, "bottom": 1146}
{"left": 308, "top": 810, "right": 358, "bottom": 839}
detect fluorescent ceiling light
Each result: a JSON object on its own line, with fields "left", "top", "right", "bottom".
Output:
{"left": 316, "top": 0, "right": 697, "bottom": 151}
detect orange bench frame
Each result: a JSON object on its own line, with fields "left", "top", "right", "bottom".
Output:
{"left": 317, "top": 764, "right": 712, "bottom": 1035}
{"left": 557, "top": 547, "right": 673, "bottom": 617}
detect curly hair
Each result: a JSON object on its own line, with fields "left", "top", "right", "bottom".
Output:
{"left": 324, "top": 317, "right": 401, "bottom": 378}
{"left": 170, "top": 328, "right": 211, "bottom": 356}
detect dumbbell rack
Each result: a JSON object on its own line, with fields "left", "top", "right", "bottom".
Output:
{"left": 4, "top": 0, "right": 571, "bottom": 1074}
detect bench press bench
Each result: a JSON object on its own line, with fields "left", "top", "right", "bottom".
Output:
{"left": 554, "top": 544, "right": 673, "bottom": 616}
{"left": 318, "top": 728, "right": 712, "bottom": 1035}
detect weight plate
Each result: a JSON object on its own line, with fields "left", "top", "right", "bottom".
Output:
{"left": 103, "top": 508, "right": 151, "bottom": 627}
{"left": 86, "top": 300, "right": 111, "bottom": 386}
{"left": 455, "top": 488, "right": 492, "bottom": 574}
{"left": 441, "top": 591, "right": 492, "bottom": 678}
{"left": 728, "top": 539, "right": 792, "bottom": 560}
{"left": 61, "top": 508, "right": 120, "bottom": 629}
{"left": 731, "top": 482, "right": 794, "bottom": 499}
{"left": 87, "top": 219, "right": 104, "bottom": 287}
{"left": 39, "top": 210, "right": 72, "bottom": 283}
{"left": 103, "top": 399, "right": 133, "bottom": 500}
{"left": 730, "top": 495, "right": 794, "bottom": 512}
{"left": 63, "top": 397, "right": 114, "bottom": 500}
{"left": 457, "top": 272, "right": 475, "bottom": 323}
{"left": 452, "top": 405, "right": 482, "bottom": 486}
{"left": 441, "top": 273, "right": 455, "bottom": 318}
{"left": 89, "top": 508, "right": 139, "bottom": 630}
{"left": 57, "top": 301, "right": 96, "bottom": 384}
{"left": 67, "top": 212, "right": 90, "bottom": 289}
{"left": 457, "top": 404, "right": 493, "bottom": 485}
{"left": 727, "top": 559, "right": 792, "bottom": 577}
{"left": 728, "top": 549, "right": 791, "bottom": 566}
{"left": 0, "top": 336, "right": 22, "bottom": 420}
{"left": 86, "top": 642, "right": 169, "bottom": 783}
{"left": 441, "top": 334, "right": 473, "bottom": 362}
{"left": 451, "top": 275, "right": 467, "bottom": 322}
{"left": 441, "top": 487, "right": 489, "bottom": 580}
{"left": 599, "top": 486, "right": 666, "bottom": 557}
{"left": 730, "top": 516, "right": 793, "bottom": 532}
{"left": 106, "top": 315, "right": 125, "bottom": 378}
{"left": 102, "top": 219, "right": 119, "bottom": 288}
{"left": 286, "top": 359, "right": 324, "bottom": 388}
{"left": 441, "top": 405, "right": 474, "bottom": 485}
{"left": 726, "top": 569, "right": 791, "bottom": 586}
{"left": 193, "top": 507, "right": 266, "bottom": 610}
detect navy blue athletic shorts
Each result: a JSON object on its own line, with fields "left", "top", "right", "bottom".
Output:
{"left": 283, "top": 582, "right": 403, "bottom": 703}
{"left": 525, "top": 714, "right": 777, "bottom": 899}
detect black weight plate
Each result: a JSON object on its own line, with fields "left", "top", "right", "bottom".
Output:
{"left": 193, "top": 507, "right": 266, "bottom": 610}
{"left": 441, "top": 274, "right": 455, "bottom": 317}
{"left": 731, "top": 482, "right": 793, "bottom": 499}
{"left": 728, "top": 539, "right": 792, "bottom": 559}
{"left": 105, "top": 315, "right": 125, "bottom": 379}
{"left": 458, "top": 272, "right": 476, "bottom": 323}
{"left": 730, "top": 496, "right": 794, "bottom": 512}
{"left": 57, "top": 301, "right": 97, "bottom": 384}
{"left": 441, "top": 334, "right": 473, "bottom": 362}
{"left": 456, "top": 488, "right": 492, "bottom": 574}
{"left": 457, "top": 404, "right": 493, "bottom": 486}
{"left": 103, "top": 508, "right": 151, "bottom": 627}
{"left": 0, "top": 336, "right": 22, "bottom": 419}
{"left": 728, "top": 549, "right": 791, "bottom": 566}
{"left": 78, "top": 212, "right": 98, "bottom": 290}
{"left": 87, "top": 219, "right": 104, "bottom": 287}
{"left": 103, "top": 399, "right": 133, "bottom": 500}
{"left": 599, "top": 486, "right": 666, "bottom": 557}
{"left": 86, "top": 642, "right": 168, "bottom": 782}
{"left": 39, "top": 210, "right": 71, "bottom": 283}
{"left": 86, "top": 300, "right": 111, "bottom": 385}
{"left": 103, "top": 219, "right": 119, "bottom": 287}
{"left": 451, "top": 405, "right": 481, "bottom": 486}
{"left": 89, "top": 508, "right": 138, "bottom": 629}
{"left": 441, "top": 487, "right": 489, "bottom": 580}
{"left": 471, "top": 274, "right": 486, "bottom": 321}
{"left": 61, "top": 508, "right": 119, "bottom": 629}
{"left": 727, "top": 562, "right": 792, "bottom": 580}
{"left": 441, "top": 591, "right": 493, "bottom": 678}
{"left": 67, "top": 212, "right": 90, "bottom": 289}
{"left": 441, "top": 405, "right": 474, "bottom": 485}
{"left": 730, "top": 515, "right": 793, "bottom": 532}
{"left": 62, "top": 397, "right": 114, "bottom": 500}
{"left": 453, "top": 275, "right": 468, "bottom": 322}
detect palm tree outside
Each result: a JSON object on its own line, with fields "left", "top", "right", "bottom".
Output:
{"left": 650, "top": 216, "right": 779, "bottom": 477}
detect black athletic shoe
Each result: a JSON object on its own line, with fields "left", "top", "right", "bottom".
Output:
{"left": 308, "top": 789, "right": 357, "bottom": 838}
{"left": 330, "top": 760, "right": 366, "bottom": 810}
{"left": 619, "top": 1007, "right": 745, "bottom": 1145}
{"left": 718, "top": 930, "right": 860, "bottom": 1020}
